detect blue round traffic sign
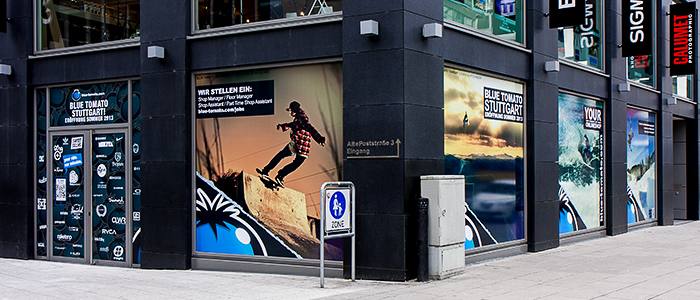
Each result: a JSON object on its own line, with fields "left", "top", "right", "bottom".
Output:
{"left": 330, "top": 192, "right": 346, "bottom": 219}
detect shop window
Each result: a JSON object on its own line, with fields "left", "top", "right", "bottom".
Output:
{"left": 626, "top": 107, "right": 656, "bottom": 223}
{"left": 673, "top": 75, "right": 693, "bottom": 99}
{"left": 195, "top": 0, "right": 342, "bottom": 30}
{"left": 194, "top": 63, "right": 343, "bottom": 260}
{"left": 627, "top": 55, "right": 654, "bottom": 87}
{"left": 37, "top": 0, "right": 140, "bottom": 51}
{"left": 558, "top": 93, "right": 604, "bottom": 234}
{"left": 444, "top": 68, "right": 525, "bottom": 249}
{"left": 444, "top": 0, "right": 523, "bottom": 44}
{"left": 557, "top": 0, "right": 603, "bottom": 70}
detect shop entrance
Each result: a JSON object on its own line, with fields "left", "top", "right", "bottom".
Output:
{"left": 673, "top": 118, "right": 689, "bottom": 220}
{"left": 48, "top": 129, "right": 132, "bottom": 266}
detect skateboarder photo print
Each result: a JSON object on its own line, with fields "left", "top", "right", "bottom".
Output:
{"left": 194, "top": 63, "right": 343, "bottom": 260}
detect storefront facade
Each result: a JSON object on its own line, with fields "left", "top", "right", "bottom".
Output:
{"left": 1, "top": 0, "right": 699, "bottom": 281}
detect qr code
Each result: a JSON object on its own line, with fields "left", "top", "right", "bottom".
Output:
{"left": 55, "top": 178, "right": 67, "bottom": 202}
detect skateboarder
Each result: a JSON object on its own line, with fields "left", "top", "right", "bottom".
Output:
{"left": 257, "top": 101, "right": 326, "bottom": 187}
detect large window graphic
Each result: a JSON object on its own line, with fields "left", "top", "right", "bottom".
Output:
{"left": 557, "top": 0, "right": 602, "bottom": 70}
{"left": 444, "top": 0, "right": 523, "bottom": 43}
{"left": 626, "top": 108, "right": 656, "bottom": 223}
{"left": 444, "top": 68, "right": 525, "bottom": 249}
{"left": 558, "top": 93, "right": 604, "bottom": 234}
{"left": 194, "top": 63, "right": 343, "bottom": 260}
{"left": 196, "top": 0, "right": 342, "bottom": 30}
{"left": 38, "top": 0, "right": 140, "bottom": 51}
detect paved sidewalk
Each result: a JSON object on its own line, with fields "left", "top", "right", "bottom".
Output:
{"left": 2, "top": 221, "right": 700, "bottom": 300}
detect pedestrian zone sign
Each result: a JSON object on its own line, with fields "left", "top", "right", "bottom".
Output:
{"left": 325, "top": 188, "right": 351, "bottom": 233}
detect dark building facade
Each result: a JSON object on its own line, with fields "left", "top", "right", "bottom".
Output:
{"left": 0, "top": 0, "right": 699, "bottom": 281}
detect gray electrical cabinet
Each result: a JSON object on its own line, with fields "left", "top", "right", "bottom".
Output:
{"left": 420, "top": 175, "right": 465, "bottom": 280}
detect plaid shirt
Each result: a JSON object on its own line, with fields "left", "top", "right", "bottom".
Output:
{"left": 279, "top": 110, "right": 325, "bottom": 157}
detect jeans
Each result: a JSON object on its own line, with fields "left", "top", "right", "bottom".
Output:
{"left": 262, "top": 144, "right": 306, "bottom": 179}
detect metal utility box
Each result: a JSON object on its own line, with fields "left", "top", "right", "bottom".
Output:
{"left": 420, "top": 175, "right": 465, "bottom": 280}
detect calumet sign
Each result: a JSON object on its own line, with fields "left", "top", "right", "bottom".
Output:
{"left": 670, "top": 2, "right": 696, "bottom": 76}
{"left": 622, "top": 0, "right": 653, "bottom": 57}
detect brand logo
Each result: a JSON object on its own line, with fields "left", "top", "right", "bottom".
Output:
{"left": 71, "top": 204, "right": 83, "bottom": 214}
{"left": 39, "top": 225, "right": 47, "bottom": 230}
{"left": 37, "top": 198, "right": 47, "bottom": 210}
{"left": 38, "top": 242, "right": 45, "bottom": 248}
{"left": 111, "top": 216, "right": 127, "bottom": 225}
{"left": 71, "top": 89, "right": 81, "bottom": 101}
{"left": 59, "top": 211, "right": 68, "bottom": 216}
{"left": 670, "top": 3, "right": 695, "bottom": 76}
{"left": 113, "top": 246, "right": 124, "bottom": 258}
{"left": 94, "top": 237, "right": 105, "bottom": 242}
{"left": 69, "top": 170, "right": 79, "bottom": 185}
{"left": 39, "top": 155, "right": 45, "bottom": 163}
{"left": 62, "top": 137, "right": 69, "bottom": 145}
{"left": 98, "top": 141, "right": 114, "bottom": 148}
{"left": 38, "top": 176, "right": 47, "bottom": 184}
{"left": 53, "top": 144, "right": 63, "bottom": 161}
{"left": 133, "top": 212, "right": 141, "bottom": 222}
{"left": 133, "top": 143, "right": 139, "bottom": 154}
{"left": 68, "top": 226, "right": 79, "bottom": 232}
{"left": 102, "top": 228, "right": 116, "bottom": 235}
{"left": 54, "top": 220, "right": 65, "bottom": 225}
{"left": 115, "top": 152, "right": 122, "bottom": 163}
{"left": 96, "top": 204, "right": 107, "bottom": 217}
{"left": 109, "top": 176, "right": 122, "bottom": 180}
{"left": 133, "top": 189, "right": 141, "bottom": 196}
{"left": 99, "top": 246, "right": 109, "bottom": 252}
{"left": 56, "top": 234, "right": 72, "bottom": 241}
{"left": 97, "top": 164, "right": 107, "bottom": 178}
{"left": 70, "top": 252, "right": 81, "bottom": 257}
{"left": 109, "top": 197, "right": 124, "bottom": 204}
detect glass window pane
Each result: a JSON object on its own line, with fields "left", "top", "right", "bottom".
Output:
{"left": 444, "top": 68, "right": 526, "bottom": 248}
{"left": 444, "top": 0, "right": 524, "bottom": 44}
{"left": 196, "top": 0, "right": 342, "bottom": 30}
{"left": 557, "top": 0, "right": 603, "bottom": 70}
{"left": 38, "top": 0, "right": 141, "bottom": 51}
{"left": 673, "top": 75, "right": 693, "bottom": 99}
{"left": 627, "top": 55, "right": 654, "bottom": 87}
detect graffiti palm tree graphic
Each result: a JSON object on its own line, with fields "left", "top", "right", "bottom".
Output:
{"left": 196, "top": 189, "right": 240, "bottom": 239}
{"left": 195, "top": 188, "right": 270, "bottom": 256}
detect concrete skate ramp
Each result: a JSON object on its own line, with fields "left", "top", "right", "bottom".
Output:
{"left": 240, "top": 172, "right": 341, "bottom": 259}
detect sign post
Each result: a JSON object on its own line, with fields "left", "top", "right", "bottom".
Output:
{"left": 320, "top": 181, "right": 355, "bottom": 288}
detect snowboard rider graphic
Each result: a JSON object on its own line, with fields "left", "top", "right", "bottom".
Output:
{"left": 257, "top": 101, "right": 326, "bottom": 187}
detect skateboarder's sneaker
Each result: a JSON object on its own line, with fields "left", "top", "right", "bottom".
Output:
{"left": 275, "top": 175, "right": 285, "bottom": 188}
{"left": 256, "top": 168, "right": 270, "bottom": 180}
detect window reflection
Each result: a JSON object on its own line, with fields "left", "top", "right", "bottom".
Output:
{"left": 673, "top": 75, "right": 693, "bottom": 99}
{"left": 196, "top": 0, "right": 342, "bottom": 30}
{"left": 38, "top": 0, "right": 140, "bottom": 51}
{"left": 628, "top": 55, "right": 654, "bottom": 87}
{"left": 557, "top": 0, "right": 603, "bottom": 70}
{"left": 444, "top": 0, "right": 523, "bottom": 43}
